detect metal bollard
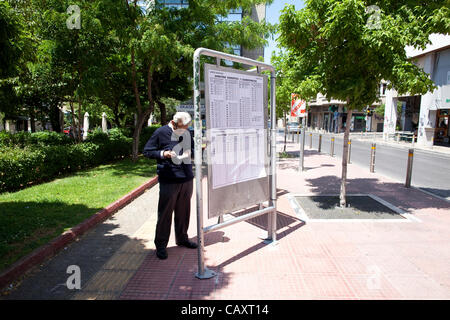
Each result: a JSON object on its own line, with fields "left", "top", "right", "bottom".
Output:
{"left": 318, "top": 134, "right": 322, "bottom": 153}
{"left": 330, "top": 137, "right": 335, "bottom": 157}
{"left": 370, "top": 143, "right": 376, "bottom": 173}
{"left": 405, "top": 148, "right": 414, "bottom": 188}
{"left": 347, "top": 139, "right": 352, "bottom": 164}
{"left": 309, "top": 133, "right": 313, "bottom": 149}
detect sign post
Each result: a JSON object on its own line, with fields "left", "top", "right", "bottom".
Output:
{"left": 291, "top": 94, "right": 307, "bottom": 171}
{"left": 193, "top": 48, "right": 277, "bottom": 280}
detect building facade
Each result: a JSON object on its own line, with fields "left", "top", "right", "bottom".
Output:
{"left": 383, "top": 34, "right": 450, "bottom": 147}
{"left": 302, "top": 85, "right": 386, "bottom": 133}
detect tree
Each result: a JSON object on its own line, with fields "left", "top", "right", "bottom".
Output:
{"left": 271, "top": 51, "right": 294, "bottom": 152}
{"left": 117, "top": 0, "right": 275, "bottom": 161}
{"left": 279, "top": 0, "right": 449, "bottom": 207}
{"left": 0, "top": 1, "right": 34, "bottom": 118}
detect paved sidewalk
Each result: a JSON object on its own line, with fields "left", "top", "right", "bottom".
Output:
{"left": 2, "top": 144, "right": 450, "bottom": 299}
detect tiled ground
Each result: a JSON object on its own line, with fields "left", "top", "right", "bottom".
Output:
{"left": 3, "top": 138, "right": 449, "bottom": 300}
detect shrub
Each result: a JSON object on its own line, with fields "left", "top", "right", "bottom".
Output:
{"left": 139, "top": 125, "right": 161, "bottom": 153}
{"left": 30, "top": 131, "right": 72, "bottom": 146}
{"left": 0, "top": 125, "right": 157, "bottom": 193}
{"left": 0, "top": 131, "right": 32, "bottom": 148}
{"left": 85, "top": 128, "right": 109, "bottom": 144}
{"left": 0, "top": 131, "right": 72, "bottom": 148}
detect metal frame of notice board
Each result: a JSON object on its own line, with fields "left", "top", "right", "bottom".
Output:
{"left": 193, "top": 48, "right": 277, "bottom": 279}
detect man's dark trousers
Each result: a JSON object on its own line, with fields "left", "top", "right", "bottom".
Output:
{"left": 155, "top": 180, "right": 193, "bottom": 249}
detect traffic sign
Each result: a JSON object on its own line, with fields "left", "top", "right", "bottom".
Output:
{"left": 291, "top": 94, "right": 306, "bottom": 117}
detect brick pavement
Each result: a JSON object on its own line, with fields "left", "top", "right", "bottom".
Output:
{"left": 3, "top": 139, "right": 450, "bottom": 300}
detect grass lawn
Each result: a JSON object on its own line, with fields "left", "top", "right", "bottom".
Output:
{"left": 0, "top": 156, "right": 157, "bottom": 273}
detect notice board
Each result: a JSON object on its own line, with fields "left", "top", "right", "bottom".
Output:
{"left": 204, "top": 64, "right": 270, "bottom": 218}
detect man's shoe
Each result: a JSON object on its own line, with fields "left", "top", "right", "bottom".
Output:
{"left": 177, "top": 240, "right": 198, "bottom": 249}
{"left": 156, "top": 248, "right": 168, "bottom": 259}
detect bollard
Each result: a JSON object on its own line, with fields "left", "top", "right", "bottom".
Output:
{"left": 405, "top": 148, "right": 414, "bottom": 188}
{"left": 330, "top": 137, "right": 335, "bottom": 157}
{"left": 370, "top": 143, "right": 376, "bottom": 173}
{"left": 347, "top": 139, "right": 352, "bottom": 164}
{"left": 318, "top": 134, "right": 322, "bottom": 153}
{"left": 309, "top": 133, "right": 313, "bottom": 149}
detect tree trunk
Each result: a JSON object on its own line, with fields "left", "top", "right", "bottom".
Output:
{"left": 48, "top": 104, "right": 61, "bottom": 133}
{"left": 158, "top": 100, "right": 167, "bottom": 125}
{"left": 29, "top": 107, "right": 36, "bottom": 133}
{"left": 131, "top": 109, "right": 152, "bottom": 162}
{"left": 113, "top": 99, "right": 121, "bottom": 127}
{"left": 283, "top": 110, "right": 287, "bottom": 152}
{"left": 77, "top": 97, "right": 82, "bottom": 142}
{"left": 339, "top": 108, "right": 353, "bottom": 208}
{"left": 69, "top": 100, "right": 77, "bottom": 140}
{"left": 131, "top": 114, "right": 143, "bottom": 162}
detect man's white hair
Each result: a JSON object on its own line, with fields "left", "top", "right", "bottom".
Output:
{"left": 173, "top": 112, "right": 192, "bottom": 126}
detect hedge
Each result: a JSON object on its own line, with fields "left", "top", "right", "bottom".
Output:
{"left": 0, "top": 126, "right": 163, "bottom": 193}
{"left": 0, "top": 128, "right": 132, "bottom": 193}
{"left": 0, "top": 130, "right": 73, "bottom": 148}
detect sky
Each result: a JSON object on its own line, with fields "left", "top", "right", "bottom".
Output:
{"left": 263, "top": 0, "right": 305, "bottom": 63}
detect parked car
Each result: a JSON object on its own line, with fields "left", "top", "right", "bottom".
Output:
{"left": 287, "top": 122, "right": 300, "bottom": 133}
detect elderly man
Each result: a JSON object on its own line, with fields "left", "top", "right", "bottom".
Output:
{"left": 143, "top": 112, "right": 197, "bottom": 259}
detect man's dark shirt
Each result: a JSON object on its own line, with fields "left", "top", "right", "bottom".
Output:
{"left": 143, "top": 125, "right": 194, "bottom": 184}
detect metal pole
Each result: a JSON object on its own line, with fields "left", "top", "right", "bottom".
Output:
{"left": 370, "top": 143, "right": 376, "bottom": 173}
{"left": 405, "top": 148, "right": 414, "bottom": 188}
{"left": 318, "top": 134, "right": 322, "bottom": 153}
{"left": 299, "top": 117, "right": 306, "bottom": 171}
{"left": 309, "top": 132, "right": 312, "bottom": 149}
{"left": 330, "top": 136, "right": 335, "bottom": 157}
{"left": 268, "top": 71, "right": 277, "bottom": 242}
{"left": 347, "top": 139, "right": 352, "bottom": 164}
{"left": 193, "top": 50, "right": 215, "bottom": 279}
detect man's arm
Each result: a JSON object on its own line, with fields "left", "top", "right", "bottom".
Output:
{"left": 143, "top": 130, "right": 164, "bottom": 160}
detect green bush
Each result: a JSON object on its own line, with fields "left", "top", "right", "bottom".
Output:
{"left": 30, "top": 131, "right": 72, "bottom": 146}
{"left": 85, "top": 128, "right": 109, "bottom": 144}
{"left": 0, "top": 135, "right": 132, "bottom": 193}
{"left": 0, "top": 131, "right": 72, "bottom": 148}
{"left": 139, "top": 125, "right": 161, "bottom": 153}
{"left": 0, "top": 131, "right": 32, "bottom": 148}
{"left": 0, "top": 125, "right": 158, "bottom": 193}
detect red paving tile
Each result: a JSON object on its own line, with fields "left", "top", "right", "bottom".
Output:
{"left": 118, "top": 150, "right": 450, "bottom": 300}
{"left": 384, "top": 274, "right": 449, "bottom": 299}
{"left": 302, "top": 273, "right": 356, "bottom": 298}
{"left": 343, "top": 274, "right": 402, "bottom": 299}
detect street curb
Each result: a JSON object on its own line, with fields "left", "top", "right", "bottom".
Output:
{"left": 0, "top": 176, "right": 159, "bottom": 291}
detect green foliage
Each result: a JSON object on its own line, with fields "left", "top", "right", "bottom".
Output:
{"left": 374, "top": 103, "right": 385, "bottom": 116}
{"left": 0, "top": 129, "right": 133, "bottom": 193}
{"left": 0, "top": 130, "right": 72, "bottom": 148}
{"left": 278, "top": 0, "right": 448, "bottom": 110}
{"left": 139, "top": 125, "right": 161, "bottom": 153}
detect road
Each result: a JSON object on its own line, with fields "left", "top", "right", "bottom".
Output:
{"left": 279, "top": 131, "right": 450, "bottom": 201}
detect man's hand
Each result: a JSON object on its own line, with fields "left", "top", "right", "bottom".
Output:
{"left": 163, "top": 150, "right": 176, "bottom": 158}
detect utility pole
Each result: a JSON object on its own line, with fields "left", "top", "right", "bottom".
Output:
{"left": 299, "top": 117, "right": 306, "bottom": 171}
